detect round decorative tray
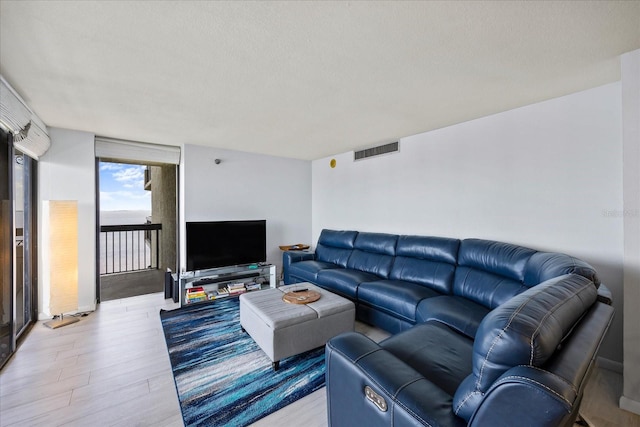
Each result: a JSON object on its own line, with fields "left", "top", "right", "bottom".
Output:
{"left": 282, "top": 290, "right": 321, "bottom": 304}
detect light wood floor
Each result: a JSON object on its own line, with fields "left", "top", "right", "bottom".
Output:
{"left": 0, "top": 292, "right": 637, "bottom": 427}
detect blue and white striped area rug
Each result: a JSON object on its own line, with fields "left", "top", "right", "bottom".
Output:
{"left": 160, "top": 298, "right": 325, "bottom": 426}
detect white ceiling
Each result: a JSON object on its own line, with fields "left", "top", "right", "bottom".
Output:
{"left": 1, "top": 1, "right": 639, "bottom": 161}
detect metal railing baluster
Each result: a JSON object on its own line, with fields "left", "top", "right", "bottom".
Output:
{"left": 99, "top": 224, "right": 162, "bottom": 275}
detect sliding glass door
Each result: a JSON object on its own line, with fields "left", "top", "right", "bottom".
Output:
{"left": 0, "top": 129, "right": 38, "bottom": 369}
{"left": 0, "top": 130, "right": 12, "bottom": 367}
{"left": 14, "top": 148, "right": 36, "bottom": 337}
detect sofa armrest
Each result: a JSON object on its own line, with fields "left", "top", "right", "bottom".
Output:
{"left": 326, "top": 332, "right": 466, "bottom": 427}
{"left": 596, "top": 283, "right": 613, "bottom": 305}
{"left": 469, "top": 365, "right": 579, "bottom": 427}
{"left": 282, "top": 250, "right": 315, "bottom": 284}
{"left": 469, "top": 299, "right": 614, "bottom": 427}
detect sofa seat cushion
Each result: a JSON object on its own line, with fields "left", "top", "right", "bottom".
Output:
{"left": 381, "top": 321, "right": 473, "bottom": 396}
{"left": 357, "top": 280, "right": 441, "bottom": 324}
{"left": 288, "top": 260, "right": 342, "bottom": 283}
{"left": 317, "top": 269, "right": 381, "bottom": 299}
{"left": 416, "top": 296, "right": 491, "bottom": 339}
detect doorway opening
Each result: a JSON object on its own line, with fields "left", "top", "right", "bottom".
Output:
{"left": 97, "top": 160, "right": 177, "bottom": 302}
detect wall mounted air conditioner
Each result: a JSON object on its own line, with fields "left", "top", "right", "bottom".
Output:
{"left": 0, "top": 75, "right": 50, "bottom": 159}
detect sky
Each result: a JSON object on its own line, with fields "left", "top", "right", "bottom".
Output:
{"left": 99, "top": 162, "right": 151, "bottom": 211}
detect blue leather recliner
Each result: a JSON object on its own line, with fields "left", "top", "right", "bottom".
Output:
{"left": 282, "top": 229, "right": 614, "bottom": 426}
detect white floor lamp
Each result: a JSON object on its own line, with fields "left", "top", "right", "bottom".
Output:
{"left": 43, "top": 200, "right": 79, "bottom": 329}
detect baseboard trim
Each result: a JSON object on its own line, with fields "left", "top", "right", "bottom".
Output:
{"left": 620, "top": 396, "right": 640, "bottom": 416}
{"left": 37, "top": 312, "right": 53, "bottom": 321}
{"left": 78, "top": 303, "right": 96, "bottom": 313}
{"left": 38, "top": 305, "right": 96, "bottom": 322}
{"left": 596, "top": 356, "right": 623, "bottom": 373}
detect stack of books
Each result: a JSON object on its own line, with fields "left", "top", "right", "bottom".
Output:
{"left": 185, "top": 287, "right": 207, "bottom": 304}
{"left": 227, "top": 282, "right": 247, "bottom": 296}
{"left": 246, "top": 282, "right": 261, "bottom": 291}
{"left": 185, "top": 281, "right": 259, "bottom": 304}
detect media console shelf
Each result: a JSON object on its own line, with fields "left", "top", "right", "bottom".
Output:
{"left": 179, "top": 263, "right": 276, "bottom": 306}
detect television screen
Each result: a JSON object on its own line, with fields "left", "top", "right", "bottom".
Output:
{"left": 186, "top": 220, "right": 266, "bottom": 271}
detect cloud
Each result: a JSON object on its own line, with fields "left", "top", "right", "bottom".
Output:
{"left": 99, "top": 162, "right": 150, "bottom": 211}
{"left": 113, "top": 166, "right": 145, "bottom": 189}
{"left": 100, "top": 163, "right": 123, "bottom": 171}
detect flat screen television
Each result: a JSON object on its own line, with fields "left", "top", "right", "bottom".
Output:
{"left": 186, "top": 220, "right": 266, "bottom": 271}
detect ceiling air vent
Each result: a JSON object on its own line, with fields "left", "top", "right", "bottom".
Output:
{"left": 354, "top": 141, "right": 399, "bottom": 161}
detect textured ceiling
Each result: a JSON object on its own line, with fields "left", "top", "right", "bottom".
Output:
{"left": 1, "top": 1, "right": 639, "bottom": 160}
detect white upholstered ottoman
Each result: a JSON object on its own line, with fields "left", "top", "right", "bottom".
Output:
{"left": 239, "top": 283, "right": 355, "bottom": 370}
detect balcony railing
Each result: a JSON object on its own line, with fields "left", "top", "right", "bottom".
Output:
{"left": 99, "top": 223, "right": 162, "bottom": 275}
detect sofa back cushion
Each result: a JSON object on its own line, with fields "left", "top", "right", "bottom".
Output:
{"left": 452, "top": 274, "right": 597, "bottom": 422}
{"left": 524, "top": 251, "right": 600, "bottom": 287}
{"left": 454, "top": 239, "right": 536, "bottom": 309}
{"left": 390, "top": 235, "right": 460, "bottom": 294}
{"left": 346, "top": 232, "right": 398, "bottom": 279}
{"left": 315, "top": 229, "right": 358, "bottom": 268}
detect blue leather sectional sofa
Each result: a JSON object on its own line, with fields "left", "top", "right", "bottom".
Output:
{"left": 282, "top": 229, "right": 614, "bottom": 426}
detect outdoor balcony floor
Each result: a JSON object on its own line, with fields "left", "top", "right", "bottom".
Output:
{"left": 100, "top": 269, "right": 165, "bottom": 301}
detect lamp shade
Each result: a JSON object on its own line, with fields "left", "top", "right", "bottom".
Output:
{"left": 43, "top": 200, "right": 78, "bottom": 317}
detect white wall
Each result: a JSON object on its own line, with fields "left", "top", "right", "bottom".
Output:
{"left": 621, "top": 49, "right": 640, "bottom": 415}
{"left": 313, "top": 83, "right": 624, "bottom": 362}
{"left": 39, "top": 128, "right": 96, "bottom": 316}
{"left": 35, "top": 134, "right": 310, "bottom": 316}
{"left": 181, "top": 145, "right": 312, "bottom": 278}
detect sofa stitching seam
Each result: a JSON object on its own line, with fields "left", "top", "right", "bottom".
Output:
{"left": 353, "top": 348, "right": 382, "bottom": 364}
{"left": 499, "top": 375, "right": 572, "bottom": 410}
{"left": 355, "top": 365, "right": 433, "bottom": 427}
{"left": 490, "top": 277, "right": 507, "bottom": 308}
{"left": 391, "top": 378, "right": 434, "bottom": 427}
{"left": 326, "top": 339, "right": 381, "bottom": 365}
{"left": 454, "top": 390, "right": 482, "bottom": 415}
{"left": 528, "top": 283, "right": 588, "bottom": 365}
{"left": 457, "top": 267, "right": 472, "bottom": 298}
{"left": 326, "top": 342, "right": 433, "bottom": 426}
{"left": 526, "top": 365, "right": 579, "bottom": 396}
{"left": 364, "top": 301, "right": 414, "bottom": 324}
{"left": 476, "top": 299, "right": 528, "bottom": 389}
{"left": 477, "top": 279, "right": 579, "bottom": 389}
